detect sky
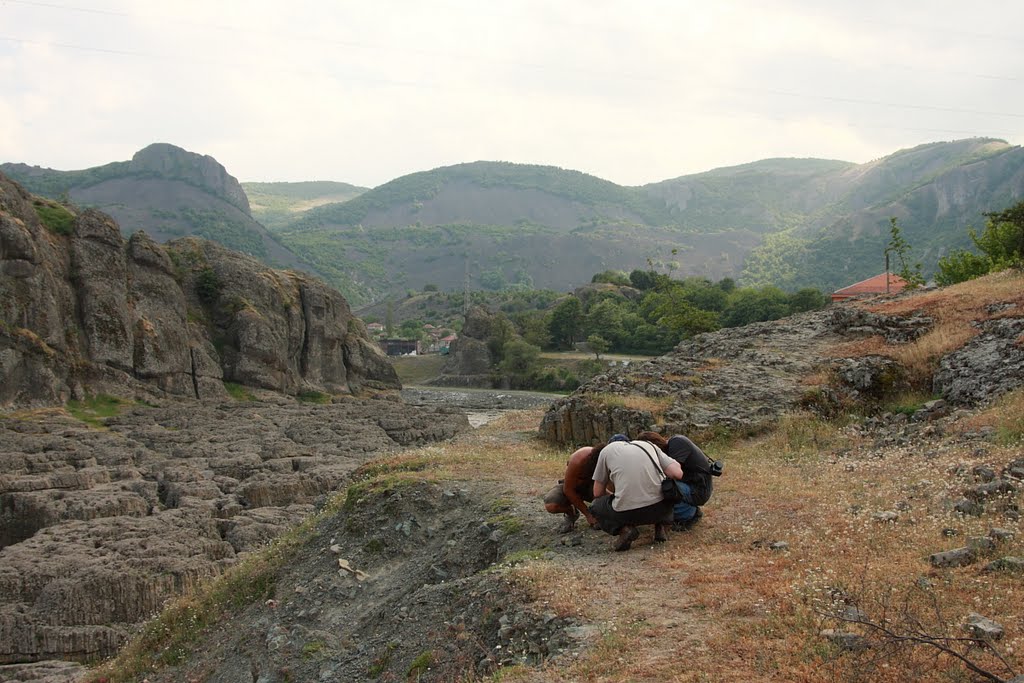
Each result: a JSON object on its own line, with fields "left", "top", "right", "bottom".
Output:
{"left": 2, "top": 0, "right": 1023, "bottom": 188}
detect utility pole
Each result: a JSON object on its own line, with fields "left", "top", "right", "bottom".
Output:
{"left": 885, "top": 251, "right": 891, "bottom": 294}
{"left": 463, "top": 253, "right": 470, "bottom": 316}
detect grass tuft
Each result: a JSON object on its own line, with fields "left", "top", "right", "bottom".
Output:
{"left": 223, "top": 382, "right": 256, "bottom": 401}
{"left": 66, "top": 394, "right": 127, "bottom": 428}
{"left": 33, "top": 199, "right": 75, "bottom": 235}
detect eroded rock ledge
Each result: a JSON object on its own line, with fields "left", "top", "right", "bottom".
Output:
{"left": 0, "top": 397, "right": 469, "bottom": 665}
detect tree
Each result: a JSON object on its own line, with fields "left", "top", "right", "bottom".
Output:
{"left": 587, "top": 334, "right": 610, "bottom": 360}
{"left": 398, "top": 319, "right": 425, "bottom": 340}
{"left": 584, "top": 299, "right": 626, "bottom": 345}
{"left": 485, "top": 314, "right": 516, "bottom": 364}
{"left": 885, "top": 217, "right": 925, "bottom": 288}
{"left": 721, "top": 287, "right": 790, "bottom": 328}
{"left": 519, "top": 312, "right": 552, "bottom": 349}
{"left": 935, "top": 249, "right": 990, "bottom": 286}
{"left": 933, "top": 200, "right": 1024, "bottom": 286}
{"left": 549, "top": 297, "right": 584, "bottom": 350}
{"left": 498, "top": 339, "right": 541, "bottom": 378}
{"left": 977, "top": 201, "right": 1024, "bottom": 269}
{"left": 591, "top": 270, "right": 630, "bottom": 286}
{"left": 788, "top": 287, "right": 827, "bottom": 313}
{"left": 629, "top": 269, "right": 661, "bottom": 291}
{"left": 645, "top": 284, "right": 720, "bottom": 341}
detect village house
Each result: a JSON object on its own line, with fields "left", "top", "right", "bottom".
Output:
{"left": 831, "top": 273, "right": 908, "bottom": 302}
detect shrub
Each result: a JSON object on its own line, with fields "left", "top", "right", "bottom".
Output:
{"left": 33, "top": 200, "right": 75, "bottom": 235}
{"left": 195, "top": 268, "right": 222, "bottom": 304}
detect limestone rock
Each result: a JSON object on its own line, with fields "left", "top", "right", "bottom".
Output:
{"left": 964, "top": 612, "right": 1004, "bottom": 640}
{"left": 929, "top": 547, "right": 975, "bottom": 568}
{"left": 933, "top": 317, "right": 1024, "bottom": 405}
{"left": 431, "top": 307, "right": 495, "bottom": 388}
{"left": 540, "top": 309, "right": 843, "bottom": 444}
{"left": 0, "top": 398, "right": 468, "bottom": 665}
{"left": 0, "top": 172, "right": 398, "bottom": 407}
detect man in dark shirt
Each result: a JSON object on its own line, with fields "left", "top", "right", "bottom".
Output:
{"left": 638, "top": 431, "right": 715, "bottom": 530}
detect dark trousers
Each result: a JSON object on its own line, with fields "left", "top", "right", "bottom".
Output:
{"left": 590, "top": 495, "right": 674, "bottom": 535}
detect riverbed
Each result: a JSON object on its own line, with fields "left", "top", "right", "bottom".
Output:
{"left": 400, "top": 386, "right": 561, "bottom": 427}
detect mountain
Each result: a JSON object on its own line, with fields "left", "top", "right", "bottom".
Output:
{"left": 278, "top": 161, "right": 761, "bottom": 305}
{"left": 276, "top": 139, "right": 1024, "bottom": 306}
{"left": 7, "top": 139, "right": 1022, "bottom": 309}
{"left": 1, "top": 144, "right": 307, "bottom": 270}
{"left": 242, "top": 180, "right": 368, "bottom": 231}
{"left": 650, "top": 138, "right": 1024, "bottom": 291}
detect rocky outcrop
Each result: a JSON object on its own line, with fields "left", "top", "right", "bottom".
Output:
{"left": 0, "top": 398, "right": 469, "bottom": 665}
{"left": 127, "top": 143, "right": 251, "bottom": 214}
{"left": 540, "top": 287, "right": 1024, "bottom": 446}
{"left": 540, "top": 309, "right": 843, "bottom": 445}
{"left": 430, "top": 306, "right": 495, "bottom": 388}
{"left": 0, "top": 172, "right": 398, "bottom": 407}
{"left": 933, "top": 315, "right": 1024, "bottom": 405}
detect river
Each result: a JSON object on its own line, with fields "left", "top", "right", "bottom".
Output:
{"left": 400, "top": 386, "right": 561, "bottom": 427}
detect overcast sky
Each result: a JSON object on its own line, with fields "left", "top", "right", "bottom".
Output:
{"left": 2, "top": 0, "right": 1023, "bottom": 187}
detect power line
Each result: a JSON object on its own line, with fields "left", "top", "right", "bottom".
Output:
{"left": 4, "top": 0, "right": 1024, "bottom": 87}
{"left": 3, "top": 33, "right": 1021, "bottom": 124}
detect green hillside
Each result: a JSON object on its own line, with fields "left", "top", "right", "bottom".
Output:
{"left": 242, "top": 180, "right": 367, "bottom": 230}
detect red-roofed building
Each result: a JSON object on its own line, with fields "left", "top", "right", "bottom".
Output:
{"left": 831, "top": 273, "right": 909, "bottom": 302}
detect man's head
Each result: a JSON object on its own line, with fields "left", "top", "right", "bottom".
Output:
{"left": 609, "top": 433, "right": 630, "bottom": 443}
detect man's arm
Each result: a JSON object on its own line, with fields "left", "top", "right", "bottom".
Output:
{"left": 562, "top": 448, "right": 598, "bottom": 526}
{"left": 593, "top": 479, "right": 607, "bottom": 499}
{"left": 664, "top": 458, "right": 683, "bottom": 480}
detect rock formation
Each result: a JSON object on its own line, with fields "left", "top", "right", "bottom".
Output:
{"left": 540, "top": 295, "right": 1024, "bottom": 446}
{"left": 127, "top": 142, "right": 251, "bottom": 213}
{"left": 429, "top": 306, "right": 495, "bottom": 388}
{"left": 0, "top": 173, "right": 461, "bottom": 668}
{"left": 0, "top": 172, "right": 399, "bottom": 407}
{"left": 0, "top": 396, "right": 469, "bottom": 666}
{"left": 540, "top": 308, "right": 844, "bottom": 445}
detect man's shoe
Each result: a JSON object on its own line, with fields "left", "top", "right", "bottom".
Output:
{"left": 557, "top": 511, "right": 578, "bottom": 534}
{"left": 672, "top": 508, "right": 703, "bottom": 532}
{"left": 612, "top": 525, "right": 640, "bottom": 551}
{"left": 654, "top": 523, "right": 669, "bottom": 543}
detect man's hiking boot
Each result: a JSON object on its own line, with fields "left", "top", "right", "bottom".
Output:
{"left": 612, "top": 525, "right": 640, "bottom": 551}
{"left": 557, "top": 510, "right": 579, "bottom": 534}
{"left": 672, "top": 507, "right": 703, "bottom": 532}
{"left": 654, "top": 523, "right": 669, "bottom": 543}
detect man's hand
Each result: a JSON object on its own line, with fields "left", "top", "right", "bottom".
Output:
{"left": 585, "top": 513, "right": 599, "bottom": 529}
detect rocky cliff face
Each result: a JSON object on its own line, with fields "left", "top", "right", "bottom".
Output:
{"left": 0, "top": 172, "right": 398, "bottom": 407}
{"left": 127, "top": 143, "right": 251, "bottom": 214}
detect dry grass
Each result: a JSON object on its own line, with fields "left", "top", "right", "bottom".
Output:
{"left": 487, "top": 407, "right": 1024, "bottom": 682}
{"left": 590, "top": 392, "right": 675, "bottom": 419}
{"left": 87, "top": 380, "right": 1024, "bottom": 681}
{"left": 831, "top": 271, "right": 1024, "bottom": 388}
{"left": 955, "top": 387, "right": 1024, "bottom": 444}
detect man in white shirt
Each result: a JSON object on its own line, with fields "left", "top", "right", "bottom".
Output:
{"left": 590, "top": 437, "right": 683, "bottom": 551}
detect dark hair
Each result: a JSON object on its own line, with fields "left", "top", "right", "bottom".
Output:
{"left": 636, "top": 431, "right": 669, "bottom": 453}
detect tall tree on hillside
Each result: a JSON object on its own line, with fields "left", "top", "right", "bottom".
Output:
{"left": 549, "top": 297, "right": 584, "bottom": 350}
{"left": 886, "top": 218, "right": 925, "bottom": 288}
